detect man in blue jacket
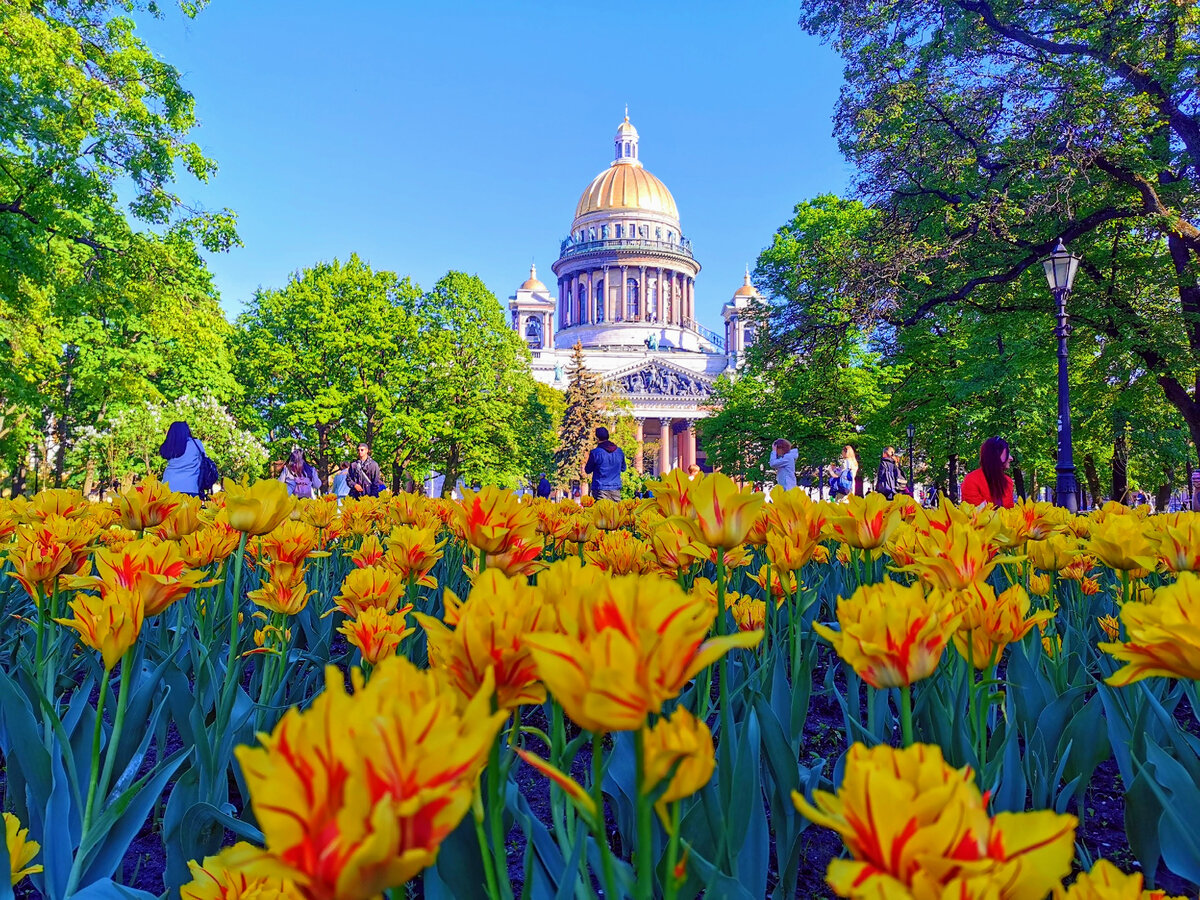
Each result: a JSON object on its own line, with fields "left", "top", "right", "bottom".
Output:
{"left": 584, "top": 426, "right": 626, "bottom": 501}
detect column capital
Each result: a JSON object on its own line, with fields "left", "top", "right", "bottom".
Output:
{"left": 659, "top": 416, "right": 673, "bottom": 428}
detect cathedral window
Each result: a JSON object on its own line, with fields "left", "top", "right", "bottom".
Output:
{"left": 656, "top": 226, "right": 662, "bottom": 240}
{"left": 525, "top": 317, "right": 543, "bottom": 349}
{"left": 626, "top": 278, "right": 639, "bottom": 320}
{"left": 615, "top": 224, "right": 623, "bottom": 239}
{"left": 595, "top": 279, "right": 605, "bottom": 322}
{"left": 565, "top": 286, "right": 572, "bottom": 325}
{"left": 600, "top": 224, "right": 608, "bottom": 239}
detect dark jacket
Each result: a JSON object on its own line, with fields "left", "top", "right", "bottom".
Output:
{"left": 584, "top": 441, "right": 626, "bottom": 491}
{"left": 874, "top": 456, "right": 902, "bottom": 498}
{"left": 347, "top": 457, "right": 383, "bottom": 496}
{"left": 536, "top": 477, "right": 552, "bottom": 498}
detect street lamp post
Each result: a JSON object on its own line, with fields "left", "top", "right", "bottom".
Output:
{"left": 906, "top": 422, "right": 915, "bottom": 497}
{"left": 1042, "top": 238, "right": 1082, "bottom": 513}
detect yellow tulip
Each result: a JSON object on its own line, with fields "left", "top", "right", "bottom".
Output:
{"left": 640, "top": 707, "right": 715, "bottom": 824}
{"left": 12, "top": 488, "right": 90, "bottom": 523}
{"left": 767, "top": 487, "right": 827, "bottom": 542}
{"left": 180, "top": 842, "right": 296, "bottom": 900}
{"left": 747, "top": 564, "right": 796, "bottom": 608}
{"left": 66, "top": 538, "right": 212, "bottom": 617}
{"left": 248, "top": 572, "right": 313, "bottom": 616}
{"left": 792, "top": 742, "right": 1076, "bottom": 900}
{"left": 685, "top": 473, "right": 765, "bottom": 550}
{"left": 55, "top": 586, "right": 145, "bottom": 670}
{"left": 339, "top": 606, "right": 415, "bottom": 666}
{"left": 1087, "top": 515, "right": 1158, "bottom": 573}
{"left": 6, "top": 523, "right": 73, "bottom": 600}
{"left": 1053, "top": 859, "right": 1187, "bottom": 899}
{"left": 1028, "top": 572, "right": 1052, "bottom": 598}
{"left": 234, "top": 658, "right": 507, "bottom": 900}
{"left": 525, "top": 572, "right": 762, "bottom": 732}
{"left": 765, "top": 530, "right": 819, "bottom": 574}
{"left": 647, "top": 519, "right": 704, "bottom": 574}
{"left": 383, "top": 524, "right": 446, "bottom": 583}
{"left": 729, "top": 595, "right": 766, "bottom": 633}
{"left": 642, "top": 469, "right": 696, "bottom": 520}
{"left": 4, "top": 812, "right": 43, "bottom": 886}
{"left": 222, "top": 478, "right": 295, "bottom": 536}
{"left": 591, "top": 498, "right": 628, "bottom": 531}
{"left": 1150, "top": 514, "right": 1200, "bottom": 574}
{"left": 153, "top": 496, "right": 205, "bottom": 541}
{"left": 825, "top": 493, "right": 902, "bottom": 553}
{"left": 953, "top": 584, "right": 1056, "bottom": 669}
{"left": 349, "top": 534, "right": 387, "bottom": 569}
{"left": 904, "top": 523, "right": 1000, "bottom": 592}
{"left": 586, "top": 529, "right": 657, "bottom": 575}
{"left": 115, "top": 475, "right": 184, "bottom": 531}
{"left": 814, "top": 581, "right": 960, "bottom": 689}
{"left": 451, "top": 485, "right": 539, "bottom": 555}
{"left": 179, "top": 522, "right": 243, "bottom": 569}
{"left": 298, "top": 495, "right": 341, "bottom": 530}
{"left": 333, "top": 565, "right": 408, "bottom": 617}
{"left": 415, "top": 570, "right": 555, "bottom": 710}
{"left": 261, "top": 520, "right": 322, "bottom": 567}
{"left": 1101, "top": 573, "right": 1200, "bottom": 685}
{"left": 1097, "top": 615, "right": 1120, "bottom": 642}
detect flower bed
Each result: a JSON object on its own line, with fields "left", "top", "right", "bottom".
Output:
{"left": 1, "top": 473, "right": 1197, "bottom": 899}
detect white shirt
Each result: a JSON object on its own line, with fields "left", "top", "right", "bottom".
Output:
{"left": 769, "top": 448, "right": 799, "bottom": 491}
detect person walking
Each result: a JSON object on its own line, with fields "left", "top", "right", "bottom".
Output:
{"left": 160, "top": 421, "right": 206, "bottom": 497}
{"left": 960, "top": 436, "right": 1015, "bottom": 509}
{"left": 827, "top": 446, "right": 859, "bottom": 500}
{"left": 874, "top": 446, "right": 903, "bottom": 500}
{"left": 536, "top": 473, "right": 552, "bottom": 499}
{"left": 278, "top": 449, "right": 321, "bottom": 499}
{"left": 1190, "top": 471, "right": 1200, "bottom": 512}
{"left": 347, "top": 442, "right": 383, "bottom": 499}
{"left": 584, "top": 426, "right": 626, "bottom": 501}
{"left": 769, "top": 439, "right": 799, "bottom": 491}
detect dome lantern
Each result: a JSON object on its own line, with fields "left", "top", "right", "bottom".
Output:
{"left": 520, "top": 263, "right": 548, "bottom": 293}
{"left": 614, "top": 109, "right": 639, "bottom": 165}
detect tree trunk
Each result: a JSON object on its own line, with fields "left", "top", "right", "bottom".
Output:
{"left": 1083, "top": 453, "right": 1104, "bottom": 505}
{"left": 948, "top": 454, "right": 960, "bottom": 503}
{"left": 1112, "top": 414, "right": 1129, "bottom": 503}
{"left": 315, "top": 424, "right": 331, "bottom": 484}
{"left": 11, "top": 452, "right": 28, "bottom": 498}
{"left": 82, "top": 457, "right": 96, "bottom": 498}
{"left": 441, "top": 444, "right": 460, "bottom": 498}
{"left": 1012, "top": 466, "right": 1026, "bottom": 501}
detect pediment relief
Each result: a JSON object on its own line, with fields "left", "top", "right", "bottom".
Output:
{"left": 606, "top": 360, "right": 714, "bottom": 398}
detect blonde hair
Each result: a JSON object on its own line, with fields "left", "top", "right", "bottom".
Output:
{"left": 842, "top": 445, "right": 858, "bottom": 464}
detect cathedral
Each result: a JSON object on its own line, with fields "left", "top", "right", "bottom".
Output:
{"left": 509, "top": 114, "right": 761, "bottom": 475}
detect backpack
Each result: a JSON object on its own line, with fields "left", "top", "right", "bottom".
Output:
{"left": 291, "top": 467, "right": 316, "bottom": 499}
{"left": 194, "top": 440, "right": 219, "bottom": 499}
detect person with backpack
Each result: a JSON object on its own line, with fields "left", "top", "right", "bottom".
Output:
{"left": 536, "top": 473, "right": 552, "bottom": 499}
{"left": 874, "top": 446, "right": 904, "bottom": 500}
{"left": 347, "top": 442, "right": 384, "bottom": 498}
{"left": 160, "top": 421, "right": 217, "bottom": 497}
{"left": 583, "top": 426, "right": 626, "bottom": 501}
{"left": 827, "top": 445, "right": 859, "bottom": 500}
{"left": 278, "top": 449, "right": 321, "bottom": 499}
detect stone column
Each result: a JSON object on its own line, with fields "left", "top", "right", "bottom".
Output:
{"left": 603, "top": 267, "right": 611, "bottom": 322}
{"left": 639, "top": 265, "right": 647, "bottom": 320}
{"left": 620, "top": 265, "right": 628, "bottom": 321}
{"left": 587, "top": 270, "right": 594, "bottom": 323}
{"left": 635, "top": 418, "right": 645, "bottom": 473}
{"left": 656, "top": 266, "right": 665, "bottom": 322}
{"left": 685, "top": 420, "right": 697, "bottom": 469}
{"left": 558, "top": 278, "right": 566, "bottom": 326}
{"left": 659, "top": 418, "right": 672, "bottom": 474}
{"left": 687, "top": 277, "right": 695, "bottom": 325}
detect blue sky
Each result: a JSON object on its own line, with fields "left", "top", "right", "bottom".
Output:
{"left": 139, "top": 1, "right": 851, "bottom": 329}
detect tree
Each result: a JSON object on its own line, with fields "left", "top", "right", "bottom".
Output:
{"left": 514, "top": 382, "right": 565, "bottom": 486}
{"left": 232, "top": 256, "right": 423, "bottom": 480}
{"left": 555, "top": 344, "right": 606, "bottom": 487}
{"left": 412, "top": 272, "right": 542, "bottom": 494}
{"left": 797, "top": 0, "right": 1200, "bottom": 462}
{"left": 1, "top": 1, "right": 239, "bottom": 492}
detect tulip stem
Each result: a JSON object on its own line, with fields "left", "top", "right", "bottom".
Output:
{"left": 219, "top": 531, "right": 249, "bottom": 728}
{"left": 715, "top": 553, "right": 737, "bottom": 877}
{"left": 474, "top": 796, "right": 503, "bottom": 900}
{"left": 590, "top": 732, "right": 618, "bottom": 900}
{"left": 488, "top": 720, "right": 514, "bottom": 900}
{"left": 664, "top": 802, "right": 683, "bottom": 900}
{"left": 97, "top": 647, "right": 134, "bottom": 808}
{"left": 80, "top": 666, "right": 110, "bottom": 835}
{"left": 900, "top": 684, "right": 914, "bottom": 747}
{"left": 633, "top": 728, "right": 654, "bottom": 900}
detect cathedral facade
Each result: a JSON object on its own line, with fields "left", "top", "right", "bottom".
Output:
{"left": 509, "top": 115, "right": 760, "bottom": 475}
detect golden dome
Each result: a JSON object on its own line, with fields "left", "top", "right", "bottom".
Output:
{"left": 734, "top": 267, "right": 758, "bottom": 298}
{"left": 520, "top": 263, "right": 547, "bottom": 292}
{"left": 574, "top": 163, "right": 679, "bottom": 221}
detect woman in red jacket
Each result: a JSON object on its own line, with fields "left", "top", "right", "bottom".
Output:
{"left": 960, "top": 436, "right": 1015, "bottom": 508}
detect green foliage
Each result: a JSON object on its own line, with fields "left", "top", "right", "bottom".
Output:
{"left": 0, "top": 0, "right": 239, "bottom": 493}
{"left": 796, "top": 0, "right": 1200, "bottom": 475}
{"left": 235, "top": 263, "right": 541, "bottom": 493}
{"left": 555, "top": 344, "right": 605, "bottom": 486}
